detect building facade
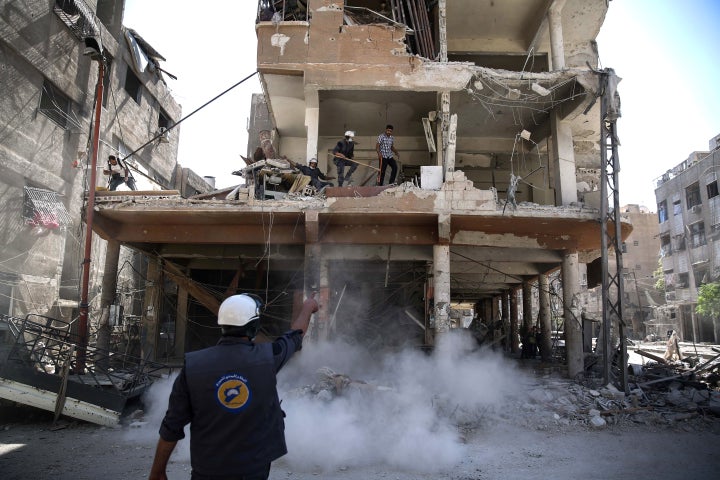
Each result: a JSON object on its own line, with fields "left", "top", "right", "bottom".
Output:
{"left": 0, "top": 0, "right": 210, "bottom": 335}
{"left": 654, "top": 132, "right": 720, "bottom": 343}
{"left": 84, "top": 0, "right": 632, "bottom": 384}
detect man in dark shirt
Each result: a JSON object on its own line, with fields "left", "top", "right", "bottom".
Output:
{"left": 288, "top": 157, "right": 335, "bottom": 192}
{"left": 332, "top": 130, "right": 358, "bottom": 186}
{"left": 148, "top": 293, "right": 319, "bottom": 480}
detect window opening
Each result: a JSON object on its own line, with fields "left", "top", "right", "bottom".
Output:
{"left": 686, "top": 182, "right": 701, "bottom": 208}
{"left": 39, "top": 80, "right": 72, "bottom": 129}
{"left": 124, "top": 68, "right": 141, "bottom": 104}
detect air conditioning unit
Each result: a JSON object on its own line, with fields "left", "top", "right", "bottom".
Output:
{"left": 690, "top": 204, "right": 701, "bottom": 214}
{"left": 157, "top": 127, "right": 170, "bottom": 143}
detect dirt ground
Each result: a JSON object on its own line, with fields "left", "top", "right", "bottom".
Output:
{"left": 1, "top": 339, "right": 719, "bottom": 480}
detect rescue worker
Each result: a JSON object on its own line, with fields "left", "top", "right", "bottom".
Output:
{"left": 332, "top": 130, "right": 357, "bottom": 186}
{"left": 287, "top": 157, "right": 335, "bottom": 192}
{"left": 148, "top": 292, "right": 319, "bottom": 480}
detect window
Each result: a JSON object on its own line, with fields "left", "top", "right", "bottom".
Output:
{"left": 124, "top": 68, "right": 142, "bottom": 104}
{"left": 102, "top": 54, "right": 113, "bottom": 107}
{"left": 660, "top": 235, "right": 671, "bottom": 256}
{"left": 707, "top": 180, "right": 719, "bottom": 199}
{"left": 635, "top": 264, "right": 642, "bottom": 270}
{"left": 633, "top": 240, "right": 639, "bottom": 246}
{"left": 673, "top": 200, "right": 682, "bottom": 216}
{"left": 686, "top": 182, "right": 701, "bottom": 208}
{"left": 678, "top": 273, "right": 689, "bottom": 288}
{"left": 689, "top": 222, "right": 706, "bottom": 248}
{"left": 658, "top": 200, "right": 668, "bottom": 223}
{"left": 38, "top": 80, "right": 71, "bottom": 129}
{"left": 158, "top": 109, "right": 172, "bottom": 142}
{"left": 621, "top": 242, "right": 627, "bottom": 253}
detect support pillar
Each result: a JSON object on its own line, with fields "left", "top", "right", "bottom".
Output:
{"left": 547, "top": 0, "right": 567, "bottom": 70}
{"left": 305, "top": 88, "right": 319, "bottom": 163}
{"left": 510, "top": 288, "right": 519, "bottom": 353}
{"left": 141, "top": 257, "right": 162, "bottom": 362}
{"left": 522, "top": 280, "right": 534, "bottom": 335}
{"left": 562, "top": 252, "right": 583, "bottom": 377}
{"left": 433, "top": 245, "right": 451, "bottom": 334}
{"left": 96, "top": 240, "right": 120, "bottom": 368}
{"left": 538, "top": 273, "right": 552, "bottom": 361}
{"left": 501, "top": 290, "right": 510, "bottom": 351}
{"left": 174, "top": 287, "right": 188, "bottom": 357}
{"left": 550, "top": 112, "right": 578, "bottom": 206}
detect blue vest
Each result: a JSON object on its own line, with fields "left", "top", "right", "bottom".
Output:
{"left": 184, "top": 340, "right": 287, "bottom": 476}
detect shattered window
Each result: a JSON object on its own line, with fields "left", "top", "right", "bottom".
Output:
{"left": 657, "top": 200, "right": 668, "bottom": 223}
{"left": 686, "top": 182, "right": 701, "bottom": 208}
{"left": 660, "top": 235, "right": 671, "bottom": 257}
{"left": 124, "top": 68, "right": 142, "bottom": 104}
{"left": 38, "top": 80, "right": 71, "bottom": 129}
{"left": 673, "top": 200, "right": 682, "bottom": 216}
{"left": 689, "top": 222, "right": 706, "bottom": 248}
{"left": 707, "top": 180, "right": 719, "bottom": 199}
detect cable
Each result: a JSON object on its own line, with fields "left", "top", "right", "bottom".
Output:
{"left": 120, "top": 71, "right": 259, "bottom": 163}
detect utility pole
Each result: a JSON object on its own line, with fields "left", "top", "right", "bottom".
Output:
{"left": 77, "top": 51, "right": 105, "bottom": 373}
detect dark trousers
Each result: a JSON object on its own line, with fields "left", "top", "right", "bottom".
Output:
{"left": 333, "top": 158, "right": 357, "bottom": 186}
{"left": 191, "top": 464, "right": 270, "bottom": 480}
{"left": 379, "top": 156, "right": 397, "bottom": 185}
{"left": 109, "top": 174, "right": 138, "bottom": 191}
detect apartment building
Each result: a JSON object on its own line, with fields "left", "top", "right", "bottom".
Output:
{"left": 654, "top": 132, "right": 720, "bottom": 343}
{"left": 0, "top": 0, "right": 212, "bottom": 331}
{"left": 88, "top": 0, "right": 630, "bottom": 379}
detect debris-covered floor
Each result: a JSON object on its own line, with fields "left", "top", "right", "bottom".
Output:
{"left": 1, "top": 335, "right": 718, "bottom": 480}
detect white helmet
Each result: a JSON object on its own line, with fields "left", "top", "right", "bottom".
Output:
{"left": 218, "top": 294, "right": 262, "bottom": 327}
{"left": 344, "top": 130, "right": 355, "bottom": 138}
{"left": 308, "top": 157, "right": 318, "bottom": 165}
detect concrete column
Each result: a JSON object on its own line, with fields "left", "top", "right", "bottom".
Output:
{"left": 174, "top": 287, "right": 188, "bottom": 357}
{"left": 562, "top": 252, "right": 583, "bottom": 377}
{"left": 437, "top": 91, "right": 450, "bottom": 169}
{"left": 550, "top": 111, "right": 578, "bottom": 206}
{"left": 303, "top": 243, "right": 322, "bottom": 340}
{"left": 438, "top": 0, "right": 448, "bottom": 62}
{"left": 141, "top": 257, "right": 162, "bottom": 361}
{"left": 522, "top": 280, "right": 533, "bottom": 335}
{"left": 96, "top": 239, "right": 120, "bottom": 367}
{"left": 445, "top": 113, "right": 457, "bottom": 177}
{"left": 538, "top": 273, "right": 552, "bottom": 361}
{"left": 433, "top": 245, "right": 451, "bottom": 334}
{"left": 510, "top": 288, "right": 519, "bottom": 353}
{"left": 318, "top": 257, "right": 330, "bottom": 341}
{"left": 305, "top": 88, "right": 320, "bottom": 163}
{"left": 547, "top": 0, "right": 567, "bottom": 70}
{"left": 501, "top": 291, "right": 510, "bottom": 351}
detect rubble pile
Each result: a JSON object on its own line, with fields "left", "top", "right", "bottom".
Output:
{"left": 286, "top": 364, "right": 720, "bottom": 439}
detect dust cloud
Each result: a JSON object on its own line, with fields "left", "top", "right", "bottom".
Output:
{"left": 137, "top": 330, "right": 524, "bottom": 473}
{"left": 278, "top": 332, "right": 525, "bottom": 473}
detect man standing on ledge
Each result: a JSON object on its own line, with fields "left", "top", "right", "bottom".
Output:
{"left": 148, "top": 292, "right": 319, "bottom": 480}
{"left": 332, "top": 130, "right": 358, "bottom": 186}
{"left": 376, "top": 124, "right": 399, "bottom": 186}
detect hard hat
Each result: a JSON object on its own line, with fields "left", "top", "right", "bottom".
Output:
{"left": 308, "top": 158, "right": 318, "bottom": 165}
{"left": 344, "top": 130, "right": 355, "bottom": 138}
{"left": 218, "top": 294, "right": 262, "bottom": 327}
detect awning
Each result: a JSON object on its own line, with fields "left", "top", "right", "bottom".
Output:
{"left": 23, "top": 187, "right": 73, "bottom": 228}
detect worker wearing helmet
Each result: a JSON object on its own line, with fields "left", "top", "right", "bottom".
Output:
{"left": 332, "top": 130, "right": 358, "bottom": 186}
{"left": 149, "top": 292, "right": 319, "bottom": 480}
{"left": 286, "top": 157, "right": 335, "bottom": 193}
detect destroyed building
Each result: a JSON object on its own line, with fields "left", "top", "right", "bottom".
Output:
{"left": 77, "top": 0, "right": 631, "bottom": 383}
{"left": 654, "top": 132, "right": 720, "bottom": 343}
{"left": 0, "top": 0, "right": 212, "bottom": 424}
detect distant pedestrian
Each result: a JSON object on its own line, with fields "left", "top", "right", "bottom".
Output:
{"left": 376, "top": 124, "right": 399, "bottom": 185}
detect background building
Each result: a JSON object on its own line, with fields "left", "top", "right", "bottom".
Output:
{"left": 0, "top": 0, "right": 210, "bottom": 341}
{"left": 654, "top": 132, "right": 720, "bottom": 343}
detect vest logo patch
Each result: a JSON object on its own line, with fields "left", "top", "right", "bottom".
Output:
{"left": 215, "top": 374, "right": 251, "bottom": 412}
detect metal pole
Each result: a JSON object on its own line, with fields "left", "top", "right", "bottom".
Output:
{"left": 77, "top": 60, "right": 104, "bottom": 372}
